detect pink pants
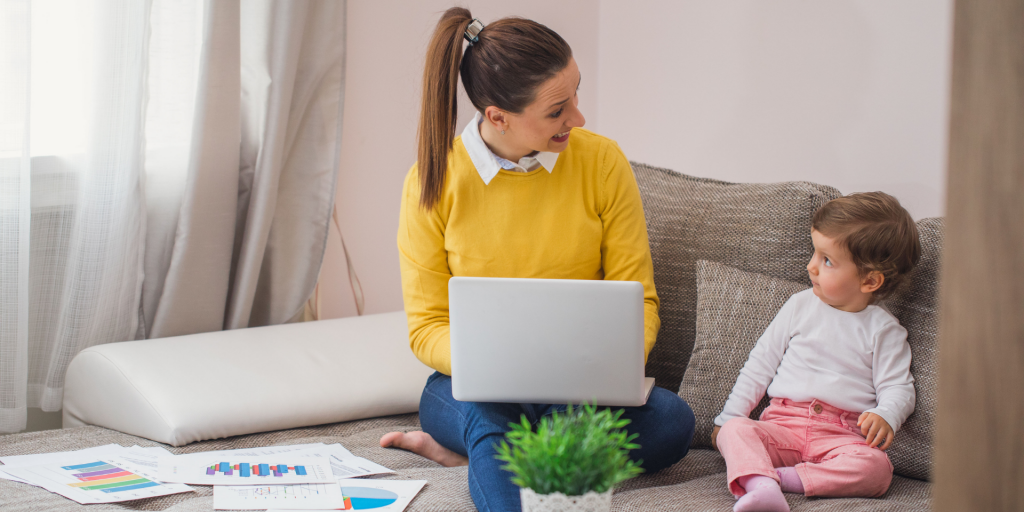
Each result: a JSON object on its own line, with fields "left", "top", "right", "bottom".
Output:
{"left": 717, "top": 398, "right": 893, "bottom": 498}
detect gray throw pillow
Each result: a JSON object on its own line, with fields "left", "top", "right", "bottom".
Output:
{"left": 679, "top": 260, "right": 808, "bottom": 449}
{"left": 632, "top": 162, "right": 841, "bottom": 392}
{"left": 880, "top": 217, "right": 943, "bottom": 481}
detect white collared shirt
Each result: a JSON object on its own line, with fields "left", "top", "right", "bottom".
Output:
{"left": 460, "top": 111, "right": 560, "bottom": 185}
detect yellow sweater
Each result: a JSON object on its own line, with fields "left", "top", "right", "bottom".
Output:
{"left": 397, "top": 128, "right": 660, "bottom": 376}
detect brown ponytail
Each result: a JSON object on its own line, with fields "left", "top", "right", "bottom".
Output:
{"left": 417, "top": 8, "right": 572, "bottom": 210}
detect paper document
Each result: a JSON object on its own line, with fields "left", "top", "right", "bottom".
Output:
{"left": 333, "top": 480, "right": 426, "bottom": 512}
{"left": 301, "top": 444, "right": 393, "bottom": 479}
{"left": 0, "top": 445, "right": 171, "bottom": 487}
{"left": 213, "top": 482, "right": 346, "bottom": 510}
{"left": 158, "top": 456, "right": 334, "bottom": 485}
{"left": 171, "top": 443, "right": 328, "bottom": 459}
{"left": 268, "top": 480, "right": 427, "bottom": 512}
{"left": 3, "top": 455, "right": 194, "bottom": 504}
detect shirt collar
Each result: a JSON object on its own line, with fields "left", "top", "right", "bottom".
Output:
{"left": 460, "top": 111, "right": 560, "bottom": 185}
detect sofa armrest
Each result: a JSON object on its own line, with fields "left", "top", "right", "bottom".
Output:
{"left": 62, "top": 311, "right": 433, "bottom": 446}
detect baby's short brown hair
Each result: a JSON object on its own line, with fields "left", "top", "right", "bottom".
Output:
{"left": 812, "top": 192, "right": 921, "bottom": 299}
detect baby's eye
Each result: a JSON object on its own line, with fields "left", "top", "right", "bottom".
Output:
{"left": 824, "top": 257, "right": 833, "bottom": 267}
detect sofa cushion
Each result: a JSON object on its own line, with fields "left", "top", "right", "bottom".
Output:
{"left": 611, "top": 472, "right": 932, "bottom": 511}
{"left": 0, "top": 415, "right": 932, "bottom": 511}
{"left": 678, "top": 260, "right": 808, "bottom": 449}
{"left": 878, "top": 218, "right": 943, "bottom": 481}
{"left": 632, "top": 162, "right": 841, "bottom": 391}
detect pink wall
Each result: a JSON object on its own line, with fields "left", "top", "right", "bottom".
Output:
{"left": 596, "top": 0, "right": 952, "bottom": 221}
{"left": 318, "top": 1, "right": 952, "bottom": 320}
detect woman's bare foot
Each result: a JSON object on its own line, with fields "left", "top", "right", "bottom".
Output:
{"left": 380, "top": 431, "right": 469, "bottom": 467}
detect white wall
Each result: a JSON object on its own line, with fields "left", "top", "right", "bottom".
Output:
{"left": 595, "top": 0, "right": 952, "bottom": 220}
{"left": 319, "top": 1, "right": 952, "bottom": 319}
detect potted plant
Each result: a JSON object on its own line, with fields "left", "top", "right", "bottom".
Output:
{"left": 495, "top": 403, "right": 643, "bottom": 512}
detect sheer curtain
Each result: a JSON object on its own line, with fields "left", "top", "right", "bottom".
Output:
{"left": 0, "top": 0, "right": 346, "bottom": 433}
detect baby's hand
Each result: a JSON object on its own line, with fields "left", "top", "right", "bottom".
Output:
{"left": 857, "top": 412, "right": 894, "bottom": 450}
{"left": 712, "top": 425, "right": 721, "bottom": 452}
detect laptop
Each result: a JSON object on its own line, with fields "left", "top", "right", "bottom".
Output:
{"left": 448, "top": 276, "right": 656, "bottom": 407}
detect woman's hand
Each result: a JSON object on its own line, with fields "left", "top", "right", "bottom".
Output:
{"left": 857, "top": 412, "right": 894, "bottom": 450}
{"left": 712, "top": 425, "right": 721, "bottom": 451}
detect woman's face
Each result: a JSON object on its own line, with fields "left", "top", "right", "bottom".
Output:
{"left": 488, "top": 57, "right": 585, "bottom": 155}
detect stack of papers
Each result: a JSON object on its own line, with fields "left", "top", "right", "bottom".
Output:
{"left": 0, "top": 444, "right": 192, "bottom": 504}
{"left": 1, "top": 442, "right": 427, "bottom": 511}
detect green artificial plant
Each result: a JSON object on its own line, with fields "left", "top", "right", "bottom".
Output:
{"left": 494, "top": 403, "right": 644, "bottom": 496}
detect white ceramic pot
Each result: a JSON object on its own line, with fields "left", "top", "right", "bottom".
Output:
{"left": 520, "top": 487, "right": 613, "bottom": 512}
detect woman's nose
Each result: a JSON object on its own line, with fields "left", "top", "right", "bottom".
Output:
{"left": 568, "top": 102, "right": 585, "bottom": 129}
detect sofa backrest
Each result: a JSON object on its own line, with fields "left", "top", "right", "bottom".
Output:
{"left": 632, "top": 161, "right": 943, "bottom": 480}
{"left": 631, "top": 162, "right": 841, "bottom": 391}
{"left": 880, "top": 217, "right": 943, "bottom": 480}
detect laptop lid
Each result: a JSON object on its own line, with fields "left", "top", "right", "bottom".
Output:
{"left": 449, "top": 277, "right": 651, "bottom": 407}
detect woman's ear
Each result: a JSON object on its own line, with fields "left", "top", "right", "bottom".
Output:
{"left": 483, "top": 106, "right": 506, "bottom": 132}
{"left": 861, "top": 271, "right": 884, "bottom": 294}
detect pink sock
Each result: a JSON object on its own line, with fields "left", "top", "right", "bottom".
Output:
{"left": 734, "top": 475, "right": 789, "bottom": 512}
{"left": 775, "top": 467, "right": 805, "bottom": 494}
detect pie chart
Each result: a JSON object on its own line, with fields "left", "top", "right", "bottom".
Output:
{"left": 340, "top": 486, "right": 399, "bottom": 509}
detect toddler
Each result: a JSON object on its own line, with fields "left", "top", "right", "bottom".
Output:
{"left": 713, "top": 192, "right": 921, "bottom": 512}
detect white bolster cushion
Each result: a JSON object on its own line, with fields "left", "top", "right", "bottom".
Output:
{"left": 62, "top": 311, "right": 434, "bottom": 446}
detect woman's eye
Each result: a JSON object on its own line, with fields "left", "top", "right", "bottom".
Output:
{"left": 550, "top": 109, "right": 563, "bottom": 118}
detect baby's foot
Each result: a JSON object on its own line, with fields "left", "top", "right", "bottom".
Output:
{"left": 775, "top": 467, "right": 805, "bottom": 494}
{"left": 734, "top": 475, "right": 790, "bottom": 512}
{"left": 379, "top": 431, "right": 469, "bottom": 467}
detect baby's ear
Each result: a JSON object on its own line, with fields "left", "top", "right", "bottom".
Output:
{"left": 861, "top": 271, "right": 884, "bottom": 294}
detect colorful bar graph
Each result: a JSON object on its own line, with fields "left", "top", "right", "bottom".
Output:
{"left": 207, "top": 462, "right": 307, "bottom": 478}
{"left": 60, "top": 462, "right": 156, "bottom": 494}
{"left": 76, "top": 471, "right": 133, "bottom": 482}
{"left": 75, "top": 468, "right": 123, "bottom": 478}
{"left": 62, "top": 461, "right": 110, "bottom": 470}
{"left": 101, "top": 481, "right": 160, "bottom": 493}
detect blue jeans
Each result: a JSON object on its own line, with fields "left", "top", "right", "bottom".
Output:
{"left": 418, "top": 372, "right": 696, "bottom": 512}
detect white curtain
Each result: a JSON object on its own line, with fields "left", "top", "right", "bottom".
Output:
{"left": 0, "top": 0, "right": 347, "bottom": 433}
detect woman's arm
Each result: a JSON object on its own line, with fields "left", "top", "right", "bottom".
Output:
{"left": 597, "top": 141, "right": 660, "bottom": 359}
{"left": 398, "top": 165, "right": 454, "bottom": 375}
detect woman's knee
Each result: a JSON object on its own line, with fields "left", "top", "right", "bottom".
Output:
{"left": 628, "top": 390, "right": 696, "bottom": 472}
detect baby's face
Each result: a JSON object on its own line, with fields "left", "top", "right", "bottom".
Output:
{"left": 806, "top": 229, "right": 877, "bottom": 312}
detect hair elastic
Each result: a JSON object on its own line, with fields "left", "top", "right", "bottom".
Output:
{"left": 464, "top": 19, "right": 484, "bottom": 45}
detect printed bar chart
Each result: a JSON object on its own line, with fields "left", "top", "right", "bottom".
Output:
{"left": 205, "top": 462, "right": 307, "bottom": 478}
{"left": 61, "top": 461, "right": 159, "bottom": 494}
{"left": 157, "top": 455, "right": 332, "bottom": 485}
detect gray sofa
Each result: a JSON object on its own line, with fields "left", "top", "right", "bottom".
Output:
{"left": 0, "top": 163, "right": 939, "bottom": 511}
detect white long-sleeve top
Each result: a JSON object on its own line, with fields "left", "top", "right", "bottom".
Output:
{"left": 714, "top": 289, "right": 916, "bottom": 432}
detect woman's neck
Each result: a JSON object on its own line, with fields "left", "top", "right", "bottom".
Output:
{"left": 479, "top": 119, "right": 533, "bottom": 163}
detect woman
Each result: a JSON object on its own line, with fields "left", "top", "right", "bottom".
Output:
{"left": 380, "top": 8, "right": 696, "bottom": 511}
